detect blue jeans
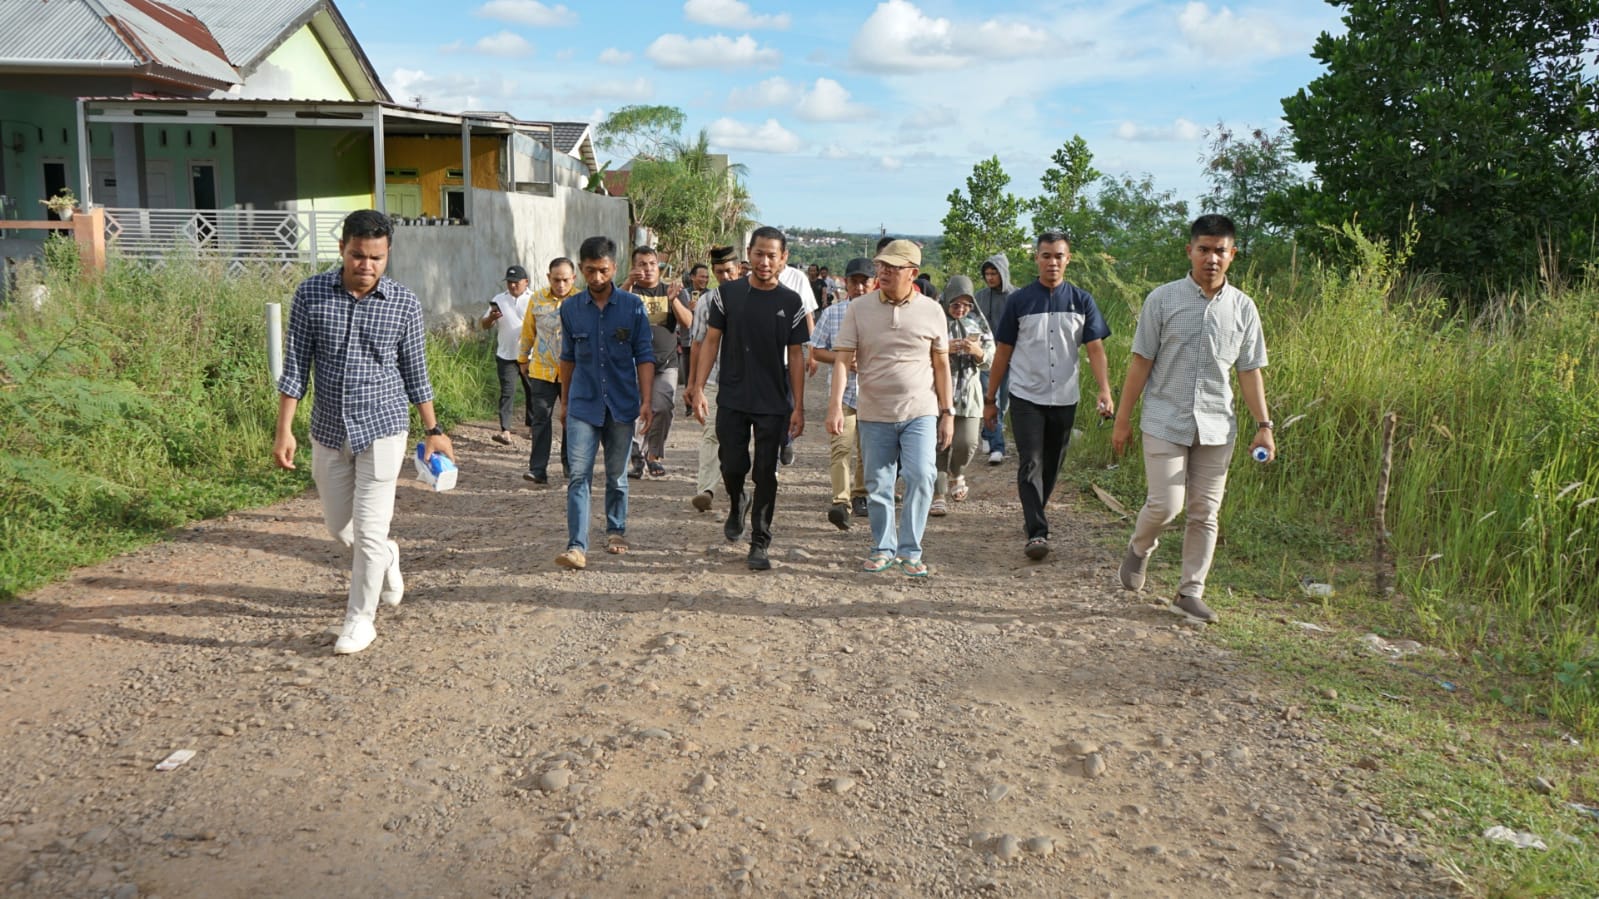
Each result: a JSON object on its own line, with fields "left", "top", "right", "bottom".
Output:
{"left": 564, "top": 411, "right": 633, "bottom": 552}
{"left": 859, "top": 416, "right": 937, "bottom": 561}
{"left": 980, "top": 370, "right": 1010, "bottom": 453}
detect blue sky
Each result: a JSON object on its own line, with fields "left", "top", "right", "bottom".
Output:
{"left": 342, "top": 0, "right": 1345, "bottom": 235}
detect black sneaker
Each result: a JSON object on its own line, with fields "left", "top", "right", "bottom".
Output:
{"left": 747, "top": 544, "right": 771, "bottom": 571}
{"left": 827, "top": 502, "right": 850, "bottom": 530}
{"left": 629, "top": 457, "right": 644, "bottom": 480}
{"left": 524, "top": 471, "right": 548, "bottom": 485}
{"left": 851, "top": 496, "right": 868, "bottom": 518}
{"left": 724, "top": 491, "right": 748, "bottom": 542}
{"left": 1024, "top": 537, "right": 1050, "bottom": 561}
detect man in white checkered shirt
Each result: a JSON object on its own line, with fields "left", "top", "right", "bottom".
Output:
{"left": 1111, "top": 214, "right": 1276, "bottom": 624}
{"left": 274, "top": 210, "right": 454, "bottom": 655}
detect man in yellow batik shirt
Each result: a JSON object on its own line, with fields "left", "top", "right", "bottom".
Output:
{"left": 518, "top": 256, "right": 578, "bottom": 484}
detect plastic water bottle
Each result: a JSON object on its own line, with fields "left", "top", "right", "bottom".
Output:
{"left": 1251, "top": 446, "right": 1270, "bottom": 463}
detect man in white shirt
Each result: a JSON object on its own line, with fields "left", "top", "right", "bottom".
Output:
{"left": 480, "top": 264, "right": 536, "bottom": 445}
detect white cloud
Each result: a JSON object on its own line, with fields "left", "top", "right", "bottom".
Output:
{"left": 819, "top": 144, "right": 852, "bottom": 160}
{"left": 475, "top": 0, "right": 577, "bottom": 26}
{"left": 707, "top": 117, "right": 803, "bottom": 153}
{"left": 728, "top": 76, "right": 798, "bottom": 109}
{"left": 389, "top": 67, "right": 521, "bottom": 112}
{"left": 796, "top": 78, "right": 871, "bottom": 122}
{"left": 1115, "top": 117, "right": 1204, "bottom": 142}
{"left": 472, "top": 31, "right": 533, "bottom": 57}
{"left": 849, "top": 0, "right": 1055, "bottom": 73}
{"left": 903, "top": 104, "right": 957, "bottom": 130}
{"left": 684, "top": 0, "right": 791, "bottom": 30}
{"left": 570, "top": 77, "right": 655, "bottom": 102}
{"left": 1177, "top": 3, "right": 1285, "bottom": 57}
{"left": 598, "top": 48, "right": 633, "bottom": 65}
{"left": 879, "top": 156, "right": 903, "bottom": 171}
{"left": 647, "top": 33, "right": 781, "bottom": 68}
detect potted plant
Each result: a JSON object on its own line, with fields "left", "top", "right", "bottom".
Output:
{"left": 41, "top": 188, "right": 77, "bottom": 221}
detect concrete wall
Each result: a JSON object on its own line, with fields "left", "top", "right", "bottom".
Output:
{"left": 386, "top": 184, "right": 630, "bottom": 323}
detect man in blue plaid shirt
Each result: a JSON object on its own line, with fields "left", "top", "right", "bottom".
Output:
{"left": 274, "top": 210, "right": 454, "bottom": 655}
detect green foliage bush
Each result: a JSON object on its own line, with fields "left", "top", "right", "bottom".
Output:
{"left": 0, "top": 249, "right": 496, "bottom": 601}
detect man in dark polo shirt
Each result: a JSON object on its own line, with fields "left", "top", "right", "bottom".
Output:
{"left": 684, "top": 226, "right": 809, "bottom": 571}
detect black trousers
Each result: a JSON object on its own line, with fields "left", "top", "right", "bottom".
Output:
{"left": 1010, "top": 394, "right": 1077, "bottom": 540}
{"left": 525, "top": 376, "right": 563, "bottom": 478}
{"left": 496, "top": 356, "right": 535, "bottom": 431}
{"left": 716, "top": 406, "right": 786, "bottom": 549}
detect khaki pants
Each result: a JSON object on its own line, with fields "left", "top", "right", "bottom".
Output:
{"left": 312, "top": 432, "right": 406, "bottom": 626}
{"left": 1127, "top": 434, "right": 1234, "bottom": 599}
{"left": 696, "top": 382, "right": 720, "bottom": 495}
{"left": 828, "top": 406, "right": 867, "bottom": 505}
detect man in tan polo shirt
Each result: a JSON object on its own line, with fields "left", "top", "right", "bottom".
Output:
{"left": 825, "top": 239, "right": 953, "bottom": 578}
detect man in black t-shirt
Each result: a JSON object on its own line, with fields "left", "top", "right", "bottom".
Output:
{"left": 684, "top": 226, "right": 809, "bottom": 571}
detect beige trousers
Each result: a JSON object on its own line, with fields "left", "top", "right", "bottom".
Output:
{"left": 1127, "top": 434, "right": 1234, "bottom": 599}
{"left": 828, "top": 406, "right": 867, "bottom": 505}
{"left": 696, "top": 382, "right": 720, "bottom": 495}
{"left": 312, "top": 432, "right": 406, "bottom": 625}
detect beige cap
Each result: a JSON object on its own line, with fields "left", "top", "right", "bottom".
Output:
{"left": 873, "top": 239, "right": 921, "bottom": 268}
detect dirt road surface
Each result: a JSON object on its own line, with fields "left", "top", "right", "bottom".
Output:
{"left": 0, "top": 386, "right": 1447, "bottom": 897}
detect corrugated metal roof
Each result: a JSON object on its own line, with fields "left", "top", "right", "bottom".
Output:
{"left": 177, "top": 0, "right": 319, "bottom": 66}
{"left": 0, "top": 0, "right": 238, "bottom": 88}
{"left": 0, "top": 1, "right": 137, "bottom": 65}
{"left": 107, "top": 0, "right": 237, "bottom": 85}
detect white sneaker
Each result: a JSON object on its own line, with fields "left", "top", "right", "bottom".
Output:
{"left": 380, "top": 539, "right": 404, "bottom": 607}
{"left": 988, "top": 450, "right": 1004, "bottom": 465}
{"left": 333, "top": 619, "right": 377, "bottom": 655}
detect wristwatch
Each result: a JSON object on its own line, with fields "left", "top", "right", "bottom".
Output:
{"left": 939, "top": 408, "right": 955, "bottom": 417}
{"left": 424, "top": 425, "right": 446, "bottom": 437}
{"left": 1256, "top": 420, "right": 1274, "bottom": 430}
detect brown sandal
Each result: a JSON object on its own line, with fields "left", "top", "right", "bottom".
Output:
{"left": 606, "top": 534, "right": 628, "bottom": 554}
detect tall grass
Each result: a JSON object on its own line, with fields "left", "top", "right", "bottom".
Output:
{"left": 1073, "top": 225, "right": 1599, "bottom": 734}
{"left": 0, "top": 242, "right": 496, "bottom": 600}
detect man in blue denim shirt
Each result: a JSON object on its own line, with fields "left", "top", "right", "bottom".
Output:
{"left": 554, "top": 235, "right": 655, "bottom": 570}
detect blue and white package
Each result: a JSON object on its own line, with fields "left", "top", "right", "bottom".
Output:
{"left": 1251, "top": 446, "right": 1270, "bottom": 463}
{"left": 413, "top": 442, "right": 458, "bottom": 491}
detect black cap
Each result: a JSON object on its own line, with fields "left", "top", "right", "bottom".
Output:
{"left": 504, "top": 265, "right": 529, "bottom": 282}
{"left": 844, "top": 257, "right": 873, "bottom": 278}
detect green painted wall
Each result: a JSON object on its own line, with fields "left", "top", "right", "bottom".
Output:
{"left": 295, "top": 129, "right": 372, "bottom": 211}
{"left": 138, "top": 122, "right": 235, "bottom": 209}
{"left": 1, "top": 90, "right": 84, "bottom": 213}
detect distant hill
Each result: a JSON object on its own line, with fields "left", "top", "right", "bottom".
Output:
{"left": 780, "top": 227, "right": 946, "bottom": 277}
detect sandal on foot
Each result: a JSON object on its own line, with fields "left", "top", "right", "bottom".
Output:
{"left": 899, "top": 558, "right": 930, "bottom": 578}
{"left": 606, "top": 534, "right": 629, "bottom": 555}
{"left": 950, "top": 476, "right": 969, "bottom": 502}
{"left": 862, "top": 552, "right": 895, "bottom": 573}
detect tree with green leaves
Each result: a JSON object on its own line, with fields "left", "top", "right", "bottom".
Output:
{"left": 941, "top": 156, "right": 1026, "bottom": 277}
{"left": 1030, "top": 136, "right": 1101, "bottom": 243}
{"left": 594, "top": 104, "right": 686, "bottom": 163}
{"left": 1278, "top": 0, "right": 1599, "bottom": 294}
{"left": 598, "top": 110, "right": 757, "bottom": 273}
{"left": 1200, "top": 123, "right": 1301, "bottom": 245}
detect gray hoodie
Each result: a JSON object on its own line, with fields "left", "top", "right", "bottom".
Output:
{"left": 972, "top": 253, "right": 1014, "bottom": 330}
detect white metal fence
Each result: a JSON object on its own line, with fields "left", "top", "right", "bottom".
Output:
{"left": 103, "top": 208, "right": 352, "bottom": 270}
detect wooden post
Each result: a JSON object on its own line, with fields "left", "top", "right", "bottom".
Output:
{"left": 72, "top": 206, "right": 106, "bottom": 280}
{"left": 1374, "top": 412, "right": 1399, "bottom": 595}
